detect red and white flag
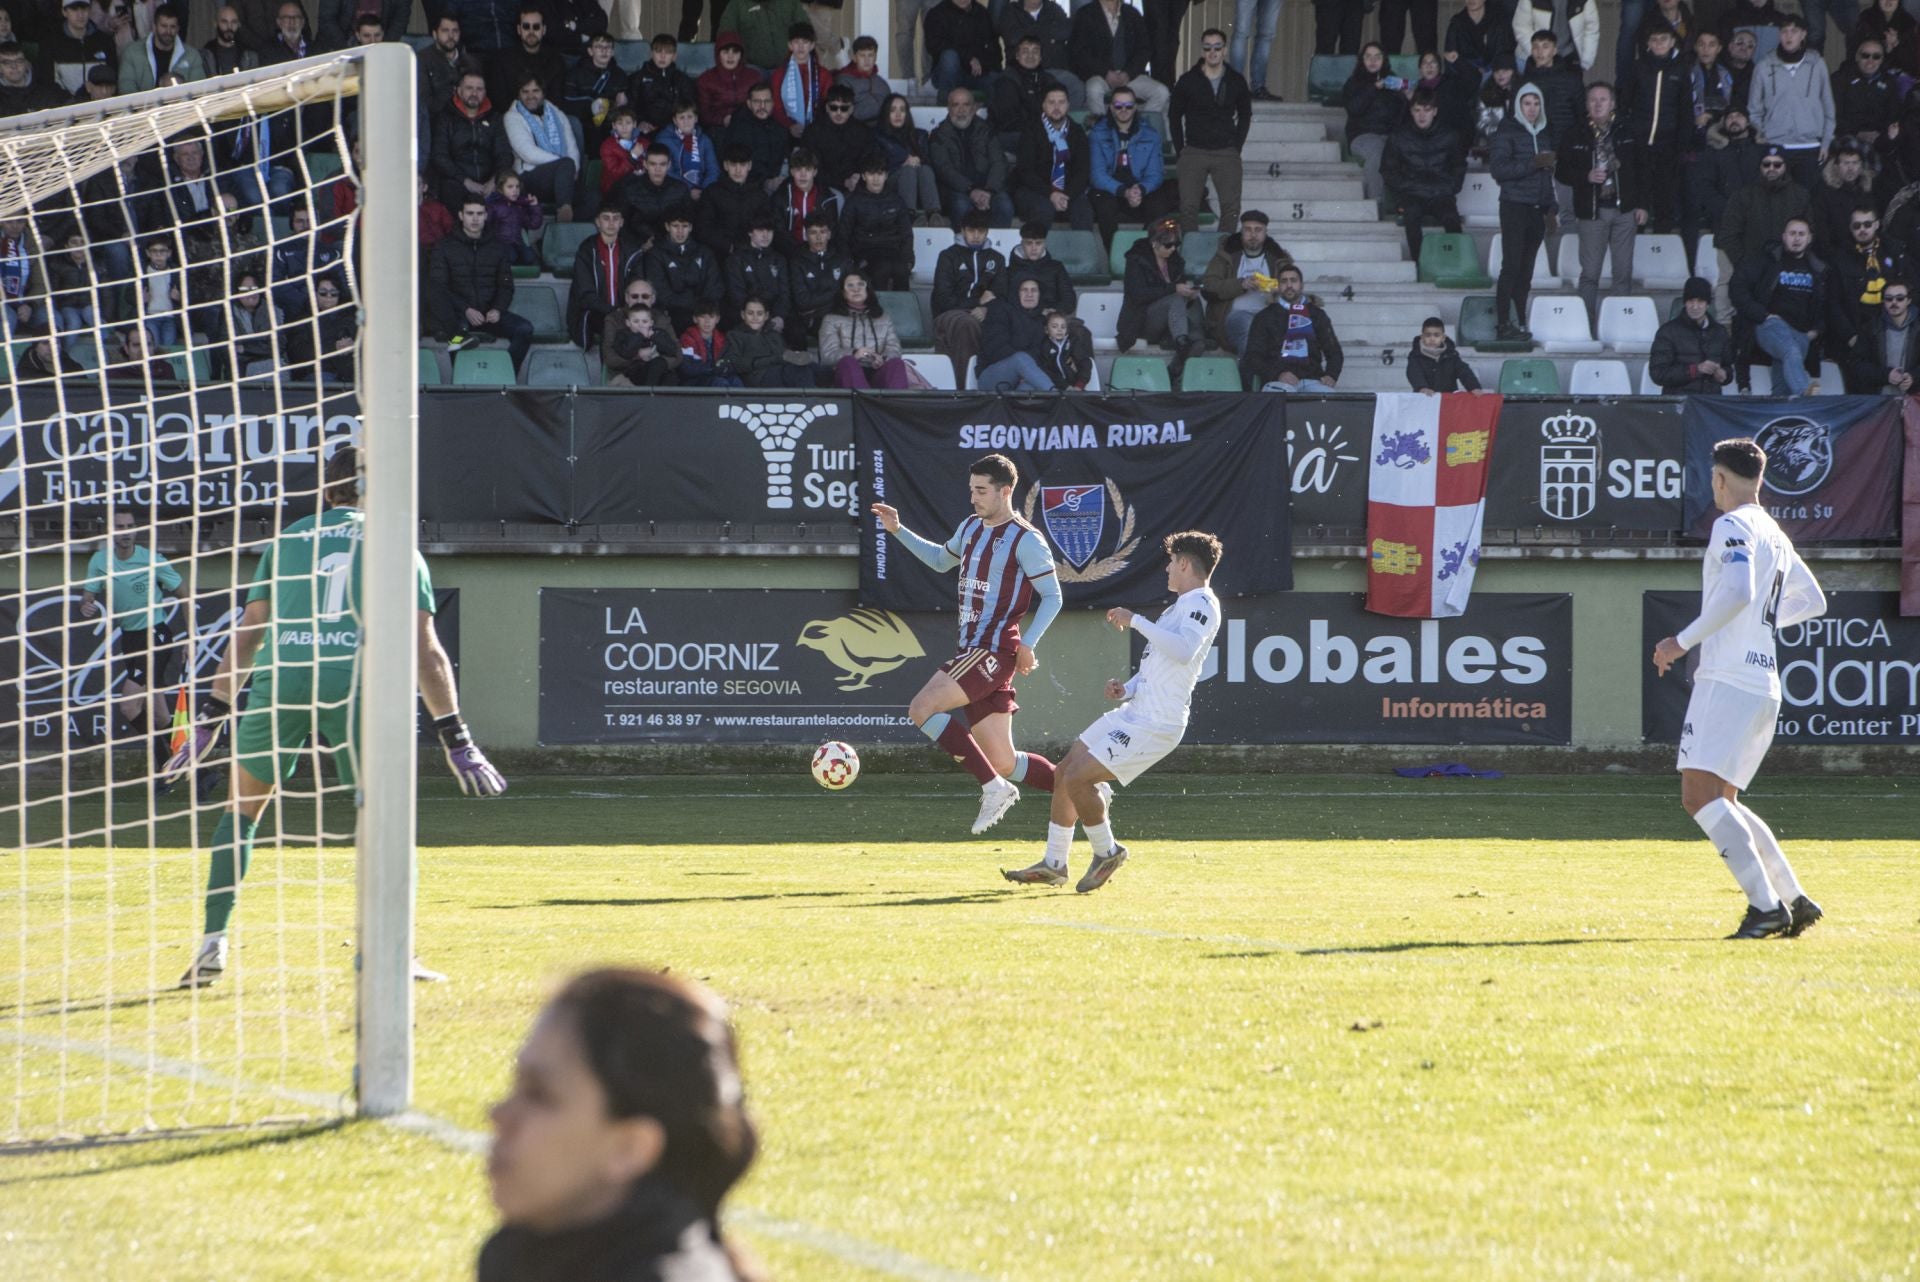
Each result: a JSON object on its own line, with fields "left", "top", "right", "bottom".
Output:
{"left": 1365, "top": 392, "right": 1503, "bottom": 618}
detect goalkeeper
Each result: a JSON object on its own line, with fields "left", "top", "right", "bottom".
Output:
{"left": 173, "top": 446, "right": 505, "bottom": 989}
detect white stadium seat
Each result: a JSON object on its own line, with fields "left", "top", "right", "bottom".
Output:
{"left": 1744, "top": 365, "right": 1773, "bottom": 395}
{"left": 1638, "top": 361, "right": 1663, "bottom": 394}
{"left": 1598, "top": 296, "right": 1658, "bottom": 354}
{"left": 903, "top": 352, "right": 956, "bottom": 389}
{"left": 1488, "top": 234, "right": 1561, "bottom": 289}
{"left": 1077, "top": 291, "right": 1123, "bottom": 347}
{"left": 984, "top": 228, "right": 1022, "bottom": 258}
{"left": 1570, "top": 358, "right": 1634, "bottom": 395}
{"left": 1528, "top": 295, "right": 1603, "bottom": 353}
{"left": 1694, "top": 233, "right": 1719, "bottom": 284}
{"left": 1633, "top": 234, "right": 1690, "bottom": 289}
{"left": 1458, "top": 174, "right": 1500, "bottom": 228}
{"left": 911, "top": 227, "right": 957, "bottom": 284}
{"left": 1554, "top": 235, "right": 1607, "bottom": 288}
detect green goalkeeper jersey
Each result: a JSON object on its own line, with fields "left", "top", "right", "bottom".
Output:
{"left": 247, "top": 506, "right": 434, "bottom": 677}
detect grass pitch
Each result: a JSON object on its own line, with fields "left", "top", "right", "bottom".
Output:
{"left": 4, "top": 772, "right": 1918, "bottom": 1281}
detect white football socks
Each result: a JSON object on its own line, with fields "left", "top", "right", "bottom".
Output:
{"left": 1085, "top": 819, "right": 1114, "bottom": 857}
{"left": 1736, "top": 801, "right": 1806, "bottom": 904}
{"left": 1694, "top": 798, "right": 1779, "bottom": 910}
{"left": 1044, "top": 822, "right": 1073, "bottom": 870}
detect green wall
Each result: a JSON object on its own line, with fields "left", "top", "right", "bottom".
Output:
{"left": 430, "top": 553, "right": 1900, "bottom": 751}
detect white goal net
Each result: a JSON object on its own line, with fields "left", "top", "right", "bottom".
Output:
{"left": 0, "top": 46, "right": 417, "bottom": 1142}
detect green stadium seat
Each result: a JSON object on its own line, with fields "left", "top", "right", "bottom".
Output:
{"left": 1308, "top": 55, "right": 1349, "bottom": 105}
{"left": 879, "top": 291, "right": 930, "bottom": 347}
{"left": 581, "top": 158, "right": 603, "bottom": 198}
{"left": 453, "top": 347, "right": 517, "bottom": 385}
{"left": 1389, "top": 54, "right": 1419, "bottom": 81}
{"left": 304, "top": 151, "right": 344, "bottom": 183}
{"left": 157, "top": 343, "right": 210, "bottom": 382}
{"left": 1108, "top": 354, "right": 1172, "bottom": 391}
{"left": 1179, "top": 355, "right": 1242, "bottom": 392}
{"left": 418, "top": 348, "right": 444, "bottom": 386}
{"left": 511, "top": 233, "right": 540, "bottom": 278}
{"left": 1498, "top": 357, "right": 1561, "bottom": 394}
{"left": 1181, "top": 230, "right": 1222, "bottom": 271}
{"left": 1048, "top": 229, "right": 1109, "bottom": 284}
{"left": 524, "top": 348, "right": 592, "bottom": 387}
{"left": 1458, "top": 295, "right": 1531, "bottom": 352}
{"left": 543, "top": 221, "right": 594, "bottom": 274}
{"left": 515, "top": 287, "right": 566, "bottom": 342}
{"left": 1108, "top": 228, "right": 1146, "bottom": 278}
{"left": 1417, "top": 233, "right": 1491, "bottom": 288}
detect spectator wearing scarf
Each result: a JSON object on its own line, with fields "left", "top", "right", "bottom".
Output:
{"left": 504, "top": 74, "right": 581, "bottom": 222}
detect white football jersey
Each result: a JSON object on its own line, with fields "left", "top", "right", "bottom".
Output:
{"left": 1123, "top": 586, "right": 1223, "bottom": 729}
{"left": 1678, "top": 504, "right": 1826, "bottom": 699}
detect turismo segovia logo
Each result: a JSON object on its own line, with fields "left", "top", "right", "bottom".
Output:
{"left": 720, "top": 401, "right": 841, "bottom": 509}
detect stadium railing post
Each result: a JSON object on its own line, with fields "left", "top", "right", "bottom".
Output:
{"left": 355, "top": 40, "right": 421, "bottom": 1119}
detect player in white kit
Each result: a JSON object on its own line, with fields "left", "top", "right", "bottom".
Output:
{"left": 1652, "top": 438, "right": 1827, "bottom": 940}
{"left": 1003, "top": 531, "right": 1223, "bottom": 894}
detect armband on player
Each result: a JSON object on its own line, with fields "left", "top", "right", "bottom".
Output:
{"left": 434, "top": 713, "right": 508, "bottom": 797}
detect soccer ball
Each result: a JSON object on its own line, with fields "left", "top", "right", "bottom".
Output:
{"left": 811, "top": 741, "right": 860, "bottom": 790}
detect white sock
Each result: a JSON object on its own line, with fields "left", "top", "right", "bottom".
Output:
{"left": 1695, "top": 798, "right": 1780, "bottom": 911}
{"left": 1044, "top": 822, "right": 1073, "bottom": 869}
{"left": 1735, "top": 801, "right": 1806, "bottom": 903}
{"left": 1085, "top": 819, "right": 1114, "bottom": 856}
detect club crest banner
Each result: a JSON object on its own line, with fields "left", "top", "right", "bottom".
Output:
{"left": 1682, "top": 396, "right": 1901, "bottom": 542}
{"left": 855, "top": 394, "right": 1291, "bottom": 610}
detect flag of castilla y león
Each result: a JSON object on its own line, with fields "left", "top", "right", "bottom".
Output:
{"left": 1365, "top": 392, "right": 1504, "bottom": 619}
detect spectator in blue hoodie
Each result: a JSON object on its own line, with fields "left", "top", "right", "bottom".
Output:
{"left": 1087, "top": 86, "right": 1177, "bottom": 248}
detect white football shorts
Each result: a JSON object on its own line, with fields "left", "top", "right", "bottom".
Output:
{"left": 1675, "top": 678, "right": 1779, "bottom": 791}
{"left": 1079, "top": 708, "right": 1184, "bottom": 786}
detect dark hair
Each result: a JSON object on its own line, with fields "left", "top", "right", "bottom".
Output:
{"left": 1586, "top": 79, "right": 1615, "bottom": 96}
{"left": 652, "top": 31, "right": 678, "bottom": 48}
{"left": 1014, "top": 34, "right": 1041, "bottom": 50}
{"left": 1019, "top": 220, "right": 1049, "bottom": 240}
{"left": 1882, "top": 275, "right": 1911, "bottom": 297}
{"left": 1410, "top": 89, "right": 1438, "bottom": 108}
{"left": 1201, "top": 26, "right": 1227, "bottom": 43}
{"left": 1782, "top": 215, "right": 1812, "bottom": 233}
{"left": 723, "top": 142, "right": 753, "bottom": 165}
{"left": 323, "top": 444, "right": 359, "bottom": 504}
{"left": 834, "top": 271, "right": 882, "bottom": 314}
{"left": 1531, "top": 28, "right": 1558, "bottom": 44}
{"left": 355, "top": 11, "right": 382, "bottom": 28}
{"left": 1712, "top": 438, "right": 1766, "bottom": 479}
{"left": 645, "top": 142, "right": 672, "bottom": 159}
{"left": 1275, "top": 262, "right": 1303, "bottom": 280}
{"left": 802, "top": 209, "right": 833, "bottom": 229}
{"left": 672, "top": 99, "right": 698, "bottom": 117}
{"left": 747, "top": 211, "right": 777, "bottom": 231}
{"left": 788, "top": 20, "right": 815, "bottom": 40}
{"left": 960, "top": 209, "right": 992, "bottom": 231}
{"left": 608, "top": 105, "right": 638, "bottom": 126}
{"left": 1164, "top": 529, "right": 1222, "bottom": 577}
{"left": 789, "top": 147, "right": 819, "bottom": 170}
{"left": 970, "top": 453, "right": 1018, "bottom": 489}
{"left": 546, "top": 969, "right": 760, "bottom": 1273}
{"left": 692, "top": 299, "right": 720, "bottom": 317}
{"left": 517, "top": 73, "right": 545, "bottom": 92}
{"left": 747, "top": 81, "right": 772, "bottom": 97}
{"left": 1421, "top": 315, "right": 1445, "bottom": 329}
{"left": 851, "top": 34, "right": 877, "bottom": 52}
{"left": 825, "top": 84, "right": 855, "bottom": 104}
{"left": 153, "top": 2, "right": 184, "bottom": 25}
{"left": 1853, "top": 202, "right": 1881, "bottom": 219}
{"left": 740, "top": 293, "right": 773, "bottom": 315}
{"left": 1354, "top": 40, "right": 1386, "bottom": 74}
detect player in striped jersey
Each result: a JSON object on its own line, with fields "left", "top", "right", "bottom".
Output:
{"left": 870, "top": 453, "right": 1064, "bottom": 833}
{"left": 1653, "top": 438, "right": 1827, "bottom": 940}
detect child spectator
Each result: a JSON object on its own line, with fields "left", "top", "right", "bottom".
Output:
{"left": 1042, "top": 309, "right": 1089, "bottom": 388}
{"left": 419, "top": 174, "right": 455, "bottom": 248}
{"left": 772, "top": 22, "right": 832, "bottom": 134}
{"left": 801, "top": 84, "right": 875, "bottom": 191}
{"left": 138, "top": 236, "right": 183, "bottom": 348}
{"left": 662, "top": 101, "right": 720, "bottom": 191}
{"left": 839, "top": 154, "right": 913, "bottom": 289}
{"left": 561, "top": 33, "right": 628, "bottom": 151}
{"left": 47, "top": 233, "right": 94, "bottom": 345}
{"left": 600, "top": 108, "right": 649, "bottom": 197}
{"left": 608, "top": 303, "right": 680, "bottom": 385}
{"left": 770, "top": 149, "right": 845, "bottom": 250}
{"left": 835, "top": 34, "right": 891, "bottom": 122}
{"left": 725, "top": 215, "right": 793, "bottom": 326}
{"left": 645, "top": 210, "right": 722, "bottom": 329}
{"left": 1405, "top": 315, "right": 1482, "bottom": 393}
{"left": 485, "top": 169, "right": 545, "bottom": 265}
{"left": 629, "top": 32, "right": 698, "bottom": 132}
{"left": 787, "top": 209, "right": 850, "bottom": 348}
{"left": 698, "top": 32, "right": 764, "bottom": 130}
{"left": 731, "top": 294, "right": 812, "bottom": 384}
{"left": 677, "top": 301, "right": 744, "bottom": 385}
{"left": 699, "top": 144, "right": 773, "bottom": 254}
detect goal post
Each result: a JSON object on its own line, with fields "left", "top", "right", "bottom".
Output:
{"left": 353, "top": 39, "right": 419, "bottom": 1121}
{"left": 0, "top": 44, "right": 419, "bottom": 1140}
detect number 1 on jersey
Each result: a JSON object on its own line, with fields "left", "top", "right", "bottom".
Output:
{"left": 317, "top": 551, "right": 353, "bottom": 622}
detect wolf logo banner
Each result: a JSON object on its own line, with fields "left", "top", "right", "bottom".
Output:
{"left": 1365, "top": 392, "right": 1504, "bottom": 619}
{"left": 1683, "top": 396, "right": 1900, "bottom": 542}
{"left": 1040, "top": 484, "right": 1108, "bottom": 568}
{"left": 855, "top": 394, "right": 1291, "bottom": 610}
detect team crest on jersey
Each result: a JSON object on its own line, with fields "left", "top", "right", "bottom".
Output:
{"left": 1752, "top": 415, "right": 1832, "bottom": 497}
{"left": 1039, "top": 485, "right": 1107, "bottom": 568}
{"left": 1022, "top": 478, "right": 1139, "bottom": 584}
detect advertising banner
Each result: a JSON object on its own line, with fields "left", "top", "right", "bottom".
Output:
{"left": 420, "top": 389, "right": 571, "bottom": 525}
{"left": 538, "top": 588, "right": 948, "bottom": 743}
{"left": 571, "top": 392, "right": 857, "bottom": 525}
{"left": 856, "top": 394, "right": 1291, "bottom": 610}
{"left": 1642, "top": 591, "right": 1920, "bottom": 743}
{"left": 1682, "top": 396, "right": 1901, "bottom": 542}
{"left": 1485, "top": 398, "right": 1686, "bottom": 529}
{"left": 0, "top": 584, "right": 460, "bottom": 753}
{"left": 0, "top": 384, "right": 358, "bottom": 520}
{"left": 1281, "top": 396, "right": 1371, "bottom": 528}
{"left": 1169, "top": 591, "right": 1573, "bottom": 744}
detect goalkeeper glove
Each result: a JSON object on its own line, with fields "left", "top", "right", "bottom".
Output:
{"left": 162, "top": 693, "right": 229, "bottom": 783}
{"left": 434, "top": 714, "right": 507, "bottom": 797}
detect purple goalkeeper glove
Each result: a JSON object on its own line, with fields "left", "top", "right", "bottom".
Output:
{"left": 162, "top": 695, "right": 229, "bottom": 783}
{"left": 434, "top": 714, "right": 506, "bottom": 797}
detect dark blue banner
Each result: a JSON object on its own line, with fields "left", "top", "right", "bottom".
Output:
{"left": 855, "top": 394, "right": 1291, "bottom": 610}
{"left": 1682, "top": 396, "right": 1901, "bottom": 542}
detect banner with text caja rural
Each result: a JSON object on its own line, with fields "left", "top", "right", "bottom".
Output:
{"left": 1682, "top": 396, "right": 1901, "bottom": 542}
{"left": 1485, "top": 399, "right": 1686, "bottom": 529}
{"left": 1641, "top": 591, "right": 1920, "bottom": 743}
{"left": 855, "top": 394, "right": 1291, "bottom": 610}
{"left": 1169, "top": 592, "right": 1573, "bottom": 744}
{"left": 538, "top": 588, "right": 949, "bottom": 743}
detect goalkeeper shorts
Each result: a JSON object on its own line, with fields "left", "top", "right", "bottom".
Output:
{"left": 233, "top": 669, "right": 360, "bottom": 790}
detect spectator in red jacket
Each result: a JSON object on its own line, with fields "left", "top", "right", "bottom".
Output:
{"left": 771, "top": 22, "right": 832, "bottom": 135}
{"left": 698, "top": 32, "right": 764, "bottom": 130}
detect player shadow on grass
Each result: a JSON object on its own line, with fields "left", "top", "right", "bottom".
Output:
{"left": 0, "top": 1119, "right": 345, "bottom": 1181}
{"left": 4, "top": 988, "right": 219, "bottom": 1021}
{"left": 1205, "top": 936, "right": 1672, "bottom": 959}
{"left": 850, "top": 890, "right": 1034, "bottom": 907}
{"left": 487, "top": 890, "right": 860, "bottom": 909}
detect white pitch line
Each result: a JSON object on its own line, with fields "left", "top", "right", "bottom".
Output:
{"left": 3, "top": 1032, "right": 1001, "bottom": 1282}
{"left": 424, "top": 788, "right": 1738, "bottom": 804}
